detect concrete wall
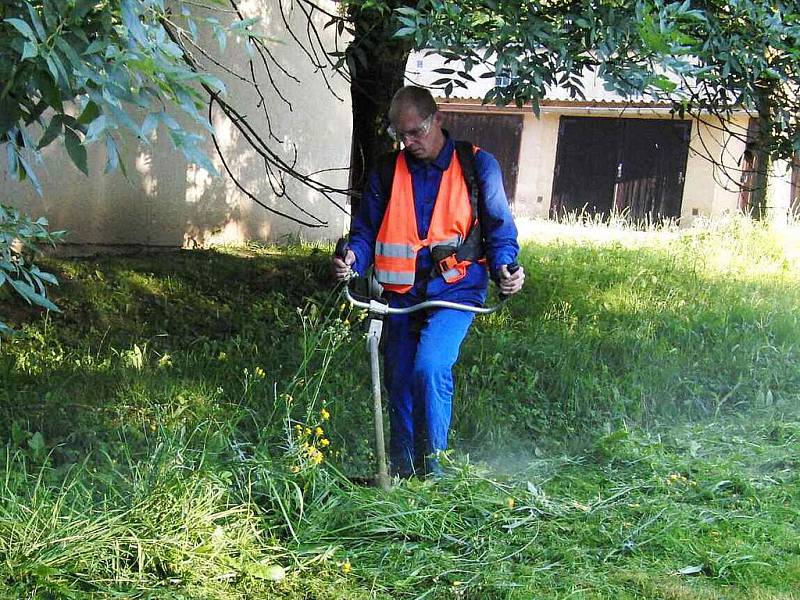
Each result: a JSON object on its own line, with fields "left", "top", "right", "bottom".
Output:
{"left": 515, "top": 112, "right": 560, "bottom": 219}
{"left": 0, "top": 0, "right": 352, "bottom": 252}
{"left": 682, "top": 115, "right": 748, "bottom": 226}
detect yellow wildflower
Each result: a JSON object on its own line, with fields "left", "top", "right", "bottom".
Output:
{"left": 254, "top": 366, "right": 266, "bottom": 379}
{"left": 506, "top": 497, "right": 515, "bottom": 509}
{"left": 320, "top": 438, "right": 330, "bottom": 447}
{"left": 315, "top": 426, "right": 324, "bottom": 436}
{"left": 291, "top": 465, "right": 301, "bottom": 474}
{"left": 341, "top": 559, "right": 351, "bottom": 574}
{"left": 321, "top": 408, "right": 330, "bottom": 421}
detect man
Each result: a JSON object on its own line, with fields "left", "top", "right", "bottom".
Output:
{"left": 333, "top": 86, "right": 524, "bottom": 477}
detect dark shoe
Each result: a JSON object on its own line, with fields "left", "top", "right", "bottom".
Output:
{"left": 425, "top": 456, "right": 444, "bottom": 479}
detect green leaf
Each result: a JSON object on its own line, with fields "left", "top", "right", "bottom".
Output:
{"left": 17, "top": 152, "right": 42, "bottom": 196}
{"left": 650, "top": 75, "right": 677, "bottom": 92}
{"left": 6, "top": 142, "right": 20, "bottom": 177}
{"left": 22, "top": 41, "right": 38, "bottom": 60}
{"left": 64, "top": 128, "right": 88, "bottom": 176}
{"left": 104, "top": 134, "right": 120, "bottom": 173}
{"left": 198, "top": 73, "right": 227, "bottom": 94}
{"left": 121, "top": 0, "right": 148, "bottom": 45}
{"left": 176, "top": 136, "right": 218, "bottom": 176}
{"left": 28, "top": 431, "right": 45, "bottom": 452}
{"left": 84, "top": 115, "right": 107, "bottom": 142}
{"left": 78, "top": 101, "right": 101, "bottom": 125}
{"left": 44, "top": 54, "right": 61, "bottom": 83}
{"left": 230, "top": 17, "right": 260, "bottom": 31}
{"left": 9, "top": 278, "right": 35, "bottom": 303}
{"left": 35, "top": 72, "right": 62, "bottom": 112}
{"left": 38, "top": 115, "right": 63, "bottom": 150}
{"left": 393, "top": 26, "right": 416, "bottom": 38}
{"left": 5, "top": 18, "right": 37, "bottom": 42}
{"left": 141, "top": 113, "right": 159, "bottom": 138}
{"left": 24, "top": 3, "right": 46, "bottom": 40}
{"left": 28, "top": 287, "right": 60, "bottom": 312}
{"left": 30, "top": 268, "right": 58, "bottom": 286}
{"left": 246, "top": 563, "right": 286, "bottom": 581}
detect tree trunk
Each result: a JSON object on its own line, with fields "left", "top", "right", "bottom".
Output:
{"left": 346, "top": 5, "right": 413, "bottom": 219}
{"left": 749, "top": 86, "right": 775, "bottom": 220}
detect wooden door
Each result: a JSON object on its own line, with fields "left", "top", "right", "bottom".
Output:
{"left": 551, "top": 116, "right": 691, "bottom": 222}
{"left": 551, "top": 117, "right": 620, "bottom": 217}
{"left": 440, "top": 112, "right": 523, "bottom": 204}
{"left": 615, "top": 120, "right": 691, "bottom": 223}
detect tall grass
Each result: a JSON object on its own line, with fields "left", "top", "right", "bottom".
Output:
{"left": 0, "top": 217, "right": 798, "bottom": 598}
{"left": 456, "top": 215, "right": 800, "bottom": 453}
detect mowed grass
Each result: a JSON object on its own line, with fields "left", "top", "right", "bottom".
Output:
{"left": 0, "top": 216, "right": 798, "bottom": 599}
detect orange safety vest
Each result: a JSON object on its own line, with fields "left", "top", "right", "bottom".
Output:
{"left": 374, "top": 149, "right": 477, "bottom": 293}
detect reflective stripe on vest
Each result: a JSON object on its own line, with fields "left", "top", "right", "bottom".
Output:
{"left": 375, "top": 241, "right": 416, "bottom": 259}
{"left": 374, "top": 149, "right": 474, "bottom": 293}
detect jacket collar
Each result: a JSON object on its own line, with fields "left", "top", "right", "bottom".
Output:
{"left": 404, "top": 131, "right": 454, "bottom": 173}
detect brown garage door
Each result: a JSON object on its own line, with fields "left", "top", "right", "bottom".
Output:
{"left": 551, "top": 116, "right": 691, "bottom": 223}
{"left": 440, "top": 112, "right": 523, "bottom": 204}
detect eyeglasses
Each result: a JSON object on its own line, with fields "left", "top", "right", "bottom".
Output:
{"left": 387, "top": 113, "right": 435, "bottom": 142}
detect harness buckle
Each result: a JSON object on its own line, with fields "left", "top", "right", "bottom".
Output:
{"left": 436, "top": 253, "right": 459, "bottom": 275}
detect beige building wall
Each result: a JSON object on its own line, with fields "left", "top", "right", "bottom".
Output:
{"left": 515, "top": 112, "right": 560, "bottom": 219}
{"left": 768, "top": 158, "right": 795, "bottom": 221}
{"left": 0, "top": 1, "right": 352, "bottom": 252}
{"left": 682, "top": 115, "right": 749, "bottom": 225}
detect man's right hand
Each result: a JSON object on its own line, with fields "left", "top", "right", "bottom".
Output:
{"left": 332, "top": 249, "right": 356, "bottom": 282}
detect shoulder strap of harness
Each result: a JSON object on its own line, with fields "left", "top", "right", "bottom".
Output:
{"left": 453, "top": 140, "right": 484, "bottom": 263}
{"left": 376, "top": 151, "right": 399, "bottom": 201}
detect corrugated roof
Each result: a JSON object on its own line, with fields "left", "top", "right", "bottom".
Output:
{"left": 406, "top": 50, "right": 665, "bottom": 106}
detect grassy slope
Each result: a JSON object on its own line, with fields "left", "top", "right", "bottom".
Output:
{"left": 0, "top": 218, "right": 798, "bottom": 599}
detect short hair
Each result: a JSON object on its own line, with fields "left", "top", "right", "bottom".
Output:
{"left": 389, "top": 86, "right": 438, "bottom": 122}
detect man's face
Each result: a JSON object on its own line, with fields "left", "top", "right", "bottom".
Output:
{"left": 389, "top": 107, "right": 443, "bottom": 162}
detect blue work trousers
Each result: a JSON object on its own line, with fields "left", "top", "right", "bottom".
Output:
{"left": 383, "top": 308, "right": 476, "bottom": 476}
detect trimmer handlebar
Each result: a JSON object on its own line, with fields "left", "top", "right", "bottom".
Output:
{"left": 335, "top": 237, "right": 518, "bottom": 315}
{"left": 341, "top": 273, "right": 515, "bottom": 316}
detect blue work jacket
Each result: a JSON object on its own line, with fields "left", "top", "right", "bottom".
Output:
{"left": 348, "top": 134, "right": 519, "bottom": 307}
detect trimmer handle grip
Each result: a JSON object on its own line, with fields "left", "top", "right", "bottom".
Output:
{"left": 334, "top": 237, "right": 349, "bottom": 260}
{"left": 498, "top": 262, "right": 520, "bottom": 300}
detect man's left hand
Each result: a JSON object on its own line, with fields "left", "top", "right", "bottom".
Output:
{"left": 499, "top": 264, "right": 525, "bottom": 296}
